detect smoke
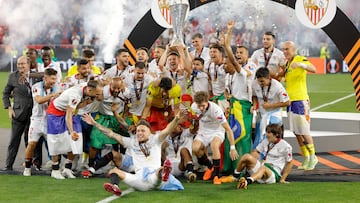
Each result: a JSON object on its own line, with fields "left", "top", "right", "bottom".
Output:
{"left": 0, "top": 0, "right": 151, "bottom": 69}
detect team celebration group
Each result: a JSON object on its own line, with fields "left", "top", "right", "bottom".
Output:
{"left": 2, "top": 21, "right": 318, "bottom": 195}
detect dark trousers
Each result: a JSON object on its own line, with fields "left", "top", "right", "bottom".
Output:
{"left": 5, "top": 119, "right": 43, "bottom": 169}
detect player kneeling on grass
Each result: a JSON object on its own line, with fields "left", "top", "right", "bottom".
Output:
{"left": 235, "top": 124, "right": 293, "bottom": 189}
{"left": 82, "top": 111, "right": 185, "bottom": 196}
{"left": 161, "top": 121, "right": 197, "bottom": 182}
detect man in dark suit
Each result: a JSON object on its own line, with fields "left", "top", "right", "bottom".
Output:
{"left": 2, "top": 56, "right": 40, "bottom": 171}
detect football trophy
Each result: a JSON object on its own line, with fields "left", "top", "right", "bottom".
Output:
{"left": 169, "top": 0, "right": 189, "bottom": 47}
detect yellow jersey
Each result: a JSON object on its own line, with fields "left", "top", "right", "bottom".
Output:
{"left": 147, "top": 82, "right": 181, "bottom": 108}
{"left": 284, "top": 55, "right": 311, "bottom": 101}
{"left": 67, "top": 65, "right": 101, "bottom": 77}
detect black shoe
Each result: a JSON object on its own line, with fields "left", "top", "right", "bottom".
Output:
{"left": 34, "top": 165, "right": 42, "bottom": 171}
{"left": 2, "top": 167, "right": 13, "bottom": 171}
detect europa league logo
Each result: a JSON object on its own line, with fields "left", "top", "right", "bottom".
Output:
{"left": 169, "top": 0, "right": 189, "bottom": 47}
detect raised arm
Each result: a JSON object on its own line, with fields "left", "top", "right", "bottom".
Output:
{"left": 224, "top": 21, "right": 241, "bottom": 73}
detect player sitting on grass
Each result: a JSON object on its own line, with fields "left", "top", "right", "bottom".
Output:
{"left": 81, "top": 111, "right": 185, "bottom": 195}
{"left": 235, "top": 124, "right": 293, "bottom": 189}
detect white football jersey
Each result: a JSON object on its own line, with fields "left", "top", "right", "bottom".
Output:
{"left": 190, "top": 46, "right": 211, "bottom": 65}
{"left": 53, "top": 83, "right": 86, "bottom": 111}
{"left": 98, "top": 85, "right": 130, "bottom": 115}
{"left": 38, "top": 61, "right": 63, "bottom": 84}
{"left": 225, "top": 68, "right": 251, "bottom": 101}
{"left": 256, "top": 138, "right": 293, "bottom": 175}
{"left": 191, "top": 101, "right": 227, "bottom": 135}
{"left": 165, "top": 128, "right": 193, "bottom": 161}
{"left": 252, "top": 78, "right": 289, "bottom": 114}
{"left": 31, "top": 81, "right": 59, "bottom": 118}
{"left": 250, "top": 48, "right": 285, "bottom": 74}
{"left": 205, "top": 62, "right": 226, "bottom": 96}
{"left": 122, "top": 133, "right": 162, "bottom": 173}
{"left": 124, "top": 73, "right": 155, "bottom": 116}
{"left": 191, "top": 71, "right": 209, "bottom": 93}
{"left": 101, "top": 65, "right": 133, "bottom": 80}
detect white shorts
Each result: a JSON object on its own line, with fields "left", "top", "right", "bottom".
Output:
{"left": 247, "top": 160, "right": 276, "bottom": 184}
{"left": 123, "top": 168, "right": 160, "bottom": 191}
{"left": 194, "top": 131, "right": 225, "bottom": 148}
{"left": 47, "top": 131, "right": 83, "bottom": 156}
{"left": 168, "top": 159, "right": 182, "bottom": 177}
{"left": 28, "top": 117, "right": 47, "bottom": 142}
{"left": 287, "top": 100, "right": 311, "bottom": 135}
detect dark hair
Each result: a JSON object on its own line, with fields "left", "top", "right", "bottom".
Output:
{"left": 77, "top": 58, "right": 89, "bottom": 67}
{"left": 115, "top": 48, "right": 129, "bottom": 57}
{"left": 134, "top": 61, "right": 146, "bottom": 69}
{"left": 193, "top": 91, "right": 209, "bottom": 104}
{"left": 41, "top": 46, "right": 52, "bottom": 52}
{"left": 209, "top": 43, "right": 224, "bottom": 56}
{"left": 87, "top": 80, "right": 99, "bottom": 89}
{"left": 27, "top": 48, "right": 38, "bottom": 55}
{"left": 137, "top": 119, "right": 151, "bottom": 130}
{"left": 264, "top": 31, "right": 276, "bottom": 39}
{"left": 193, "top": 57, "right": 204, "bottom": 65}
{"left": 44, "top": 68, "right": 57, "bottom": 76}
{"left": 192, "top": 33, "right": 203, "bottom": 40}
{"left": 266, "top": 124, "right": 283, "bottom": 138}
{"left": 137, "top": 47, "right": 149, "bottom": 54}
{"left": 255, "top": 67, "right": 270, "bottom": 79}
{"left": 159, "top": 77, "right": 173, "bottom": 91}
{"left": 82, "top": 49, "right": 95, "bottom": 58}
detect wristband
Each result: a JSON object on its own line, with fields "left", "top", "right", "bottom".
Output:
{"left": 230, "top": 145, "right": 236, "bottom": 150}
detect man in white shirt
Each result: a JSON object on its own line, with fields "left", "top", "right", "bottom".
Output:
{"left": 250, "top": 31, "right": 285, "bottom": 81}
{"left": 191, "top": 91, "right": 238, "bottom": 184}
{"left": 101, "top": 48, "right": 133, "bottom": 84}
{"left": 252, "top": 67, "right": 290, "bottom": 150}
{"left": 38, "top": 46, "right": 63, "bottom": 84}
{"left": 23, "top": 68, "right": 61, "bottom": 176}
{"left": 189, "top": 33, "right": 210, "bottom": 65}
{"left": 162, "top": 122, "right": 196, "bottom": 182}
{"left": 47, "top": 80, "right": 100, "bottom": 179}
{"left": 148, "top": 45, "right": 165, "bottom": 78}
{"left": 221, "top": 21, "right": 253, "bottom": 176}
{"left": 81, "top": 111, "right": 185, "bottom": 195}
{"left": 237, "top": 124, "right": 293, "bottom": 189}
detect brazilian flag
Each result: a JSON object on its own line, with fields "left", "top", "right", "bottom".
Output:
{"left": 222, "top": 97, "right": 252, "bottom": 174}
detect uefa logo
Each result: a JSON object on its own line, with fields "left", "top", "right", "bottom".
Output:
{"left": 295, "top": 0, "right": 337, "bottom": 29}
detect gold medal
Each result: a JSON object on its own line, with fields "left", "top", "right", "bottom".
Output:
{"left": 127, "top": 103, "right": 132, "bottom": 108}
{"left": 146, "top": 156, "right": 150, "bottom": 160}
{"left": 164, "top": 111, "right": 169, "bottom": 117}
{"left": 136, "top": 100, "right": 141, "bottom": 106}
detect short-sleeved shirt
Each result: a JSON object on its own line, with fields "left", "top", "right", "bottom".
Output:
{"left": 284, "top": 55, "right": 312, "bottom": 101}
{"left": 99, "top": 85, "right": 130, "bottom": 115}
{"left": 146, "top": 82, "right": 181, "bottom": 109}
{"left": 252, "top": 78, "right": 289, "bottom": 114}
{"left": 53, "top": 83, "right": 86, "bottom": 111}
{"left": 256, "top": 139, "right": 293, "bottom": 175}
{"left": 124, "top": 73, "right": 155, "bottom": 116}
{"left": 31, "top": 81, "right": 58, "bottom": 118}
{"left": 205, "top": 62, "right": 226, "bottom": 96}
{"left": 191, "top": 101, "right": 227, "bottom": 135}
{"left": 250, "top": 48, "right": 285, "bottom": 74}
{"left": 38, "top": 61, "right": 63, "bottom": 84}
{"left": 101, "top": 65, "right": 133, "bottom": 80}
{"left": 122, "top": 133, "right": 162, "bottom": 173}
{"left": 225, "top": 68, "right": 251, "bottom": 101}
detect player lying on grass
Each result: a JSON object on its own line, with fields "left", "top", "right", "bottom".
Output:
{"left": 82, "top": 110, "right": 185, "bottom": 195}
{"left": 233, "top": 124, "right": 293, "bottom": 189}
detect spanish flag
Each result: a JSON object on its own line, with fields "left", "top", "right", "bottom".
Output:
{"left": 222, "top": 97, "right": 253, "bottom": 174}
